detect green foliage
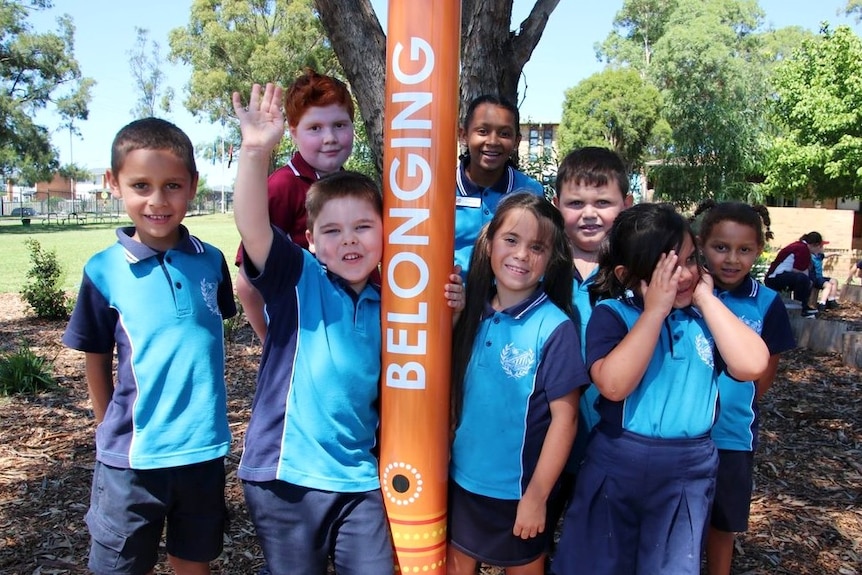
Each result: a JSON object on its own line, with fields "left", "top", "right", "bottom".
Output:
{"left": 0, "top": 342, "right": 55, "bottom": 396}
{"left": 0, "top": 1, "right": 94, "bottom": 179}
{"left": 558, "top": 68, "right": 663, "bottom": 169}
{"left": 20, "top": 238, "right": 69, "bottom": 320}
{"left": 648, "top": 0, "right": 767, "bottom": 203}
{"left": 128, "top": 27, "right": 174, "bottom": 118}
{"left": 168, "top": 0, "right": 339, "bottom": 125}
{"left": 763, "top": 26, "right": 862, "bottom": 199}
{"left": 846, "top": 0, "right": 862, "bottom": 23}
{"left": 222, "top": 296, "right": 245, "bottom": 344}
{"left": 519, "top": 149, "right": 559, "bottom": 200}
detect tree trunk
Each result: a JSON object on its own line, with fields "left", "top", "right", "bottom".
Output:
{"left": 313, "top": 0, "right": 560, "bottom": 176}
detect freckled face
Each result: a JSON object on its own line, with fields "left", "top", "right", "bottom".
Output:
{"left": 289, "top": 104, "right": 354, "bottom": 176}
{"left": 701, "top": 221, "right": 761, "bottom": 290}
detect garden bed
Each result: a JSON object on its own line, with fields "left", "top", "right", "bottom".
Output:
{"left": 0, "top": 293, "right": 859, "bottom": 574}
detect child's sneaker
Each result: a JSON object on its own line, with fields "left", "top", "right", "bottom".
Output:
{"left": 826, "top": 300, "right": 840, "bottom": 310}
{"left": 817, "top": 302, "right": 826, "bottom": 312}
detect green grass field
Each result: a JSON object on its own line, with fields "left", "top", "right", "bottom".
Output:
{"left": 0, "top": 213, "right": 241, "bottom": 294}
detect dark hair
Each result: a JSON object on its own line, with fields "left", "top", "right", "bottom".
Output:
{"left": 591, "top": 203, "right": 695, "bottom": 301}
{"left": 800, "top": 231, "right": 823, "bottom": 245}
{"left": 305, "top": 171, "right": 382, "bottom": 229}
{"left": 451, "top": 192, "right": 574, "bottom": 425}
{"left": 284, "top": 68, "right": 355, "bottom": 127}
{"left": 556, "top": 146, "right": 629, "bottom": 198}
{"left": 693, "top": 200, "right": 774, "bottom": 245}
{"left": 110, "top": 117, "right": 196, "bottom": 177}
{"left": 459, "top": 94, "right": 520, "bottom": 165}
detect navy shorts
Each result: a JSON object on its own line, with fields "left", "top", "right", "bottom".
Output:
{"left": 86, "top": 459, "right": 226, "bottom": 575}
{"left": 552, "top": 427, "right": 718, "bottom": 575}
{"left": 242, "top": 479, "right": 393, "bottom": 575}
{"left": 448, "top": 480, "right": 550, "bottom": 567}
{"left": 710, "top": 449, "right": 754, "bottom": 532}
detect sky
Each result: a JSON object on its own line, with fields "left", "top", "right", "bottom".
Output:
{"left": 27, "top": 0, "right": 862, "bottom": 188}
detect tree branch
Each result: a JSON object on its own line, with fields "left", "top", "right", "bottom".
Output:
{"left": 313, "top": 0, "right": 387, "bottom": 175}
{"left": 511, "top": 0, "right": 560, "bottom": 69}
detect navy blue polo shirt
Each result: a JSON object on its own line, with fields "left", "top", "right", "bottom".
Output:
{"left": 587, "top": 297, "right": 719, "bottom": 438}
{"left": 711, "top": 276, "right": 795, "bottom": 451}
{"left": 238, "top": 228, "right": 382, "bottom": 492}
{"left": 450, "top": 289, "right": 588, "bottom": 500}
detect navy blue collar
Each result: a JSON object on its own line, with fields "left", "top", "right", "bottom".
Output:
{"left": 482, "top": 286, "right": 548, "bottom": 320}
{"left": 715, "top": 275, "right": 758, "bottom": 299}
{"left": 456, "top": 157, "right": 515, "bottom": 196}
{"left": 116, "top": 225, "right": 204, "bottom": 263}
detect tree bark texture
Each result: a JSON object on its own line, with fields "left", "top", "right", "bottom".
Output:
{"left": 313, "top": 0, "right": 560, "bottom": 176}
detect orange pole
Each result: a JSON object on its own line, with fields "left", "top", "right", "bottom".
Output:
{"left": 380, "top": 1, "right": 461, "bottom": 573}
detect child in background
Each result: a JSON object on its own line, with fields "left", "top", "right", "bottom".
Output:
{"left": 232, "top": 83, "right": 463, "bottom": 575}
{"left": 549, "top": 146, "right": 632, "bottom": 521}
{"left": 764, "top": 231, "right": 825, "bottom": 317}
{"left": 694, "top": 201, "right": 796, "bottom": 575}
{"left": 63, "top": 118, "right": 236, "bottom": 575}
{"left": 552, "top": 203, "right": 769, "bottom": 575}
{"left": 810, "top": 251, "right": 840, "bottom": 311}
{"left": 236, "top": 68, "right": 355, "bottom": 341}
{"left": 448, "top": 193, "right": 588, "bottom": 575}
{"left": 455, "top": 94, "right": 545, "bottom": 275}
{"left": 846, "top": 259, "right": 862, "bottom": 286}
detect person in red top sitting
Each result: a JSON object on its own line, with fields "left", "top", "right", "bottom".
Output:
{"left": 764, "top": 231, "right": 825, "bottom": 317}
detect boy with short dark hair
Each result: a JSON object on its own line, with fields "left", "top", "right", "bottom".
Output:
{"left": 63, "top": 117, "right": 236, "bottom": 575}
{"left": 548, "top": 146, "right": 633, "bottom": 534}
{"left": 232, "top": 82, "right": 392, "bottom": 575}
{"left": 235, "top": 68, "right": 356, "bottom": 342}
{"left": 553, "top": 146, "right": 633, "bottom": 430}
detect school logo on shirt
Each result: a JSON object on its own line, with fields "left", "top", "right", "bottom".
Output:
{"left": 740, "top": 316, "right": 763, "bottom": 335}
{"left": 500, "top": 343, "right": 535, "bottom": 378}
{"left": 200, "top": 278, "right": 221, "bottom": 316}
{"left": 695, "top": 333, "right": 714, "bottom": 368}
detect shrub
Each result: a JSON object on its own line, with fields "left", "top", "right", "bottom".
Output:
{"left": 0, "top": 343, "right": 56, "bottom": 395}
{"left": 21, "top": 239, "right": 70, "bottom": 320}
{"left": 223, "top": 296, "right": 246, "bottom": 344}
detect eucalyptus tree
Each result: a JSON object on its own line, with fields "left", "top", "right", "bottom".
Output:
{"left": 0, "top": 0, "right": 93, "bottom": 181}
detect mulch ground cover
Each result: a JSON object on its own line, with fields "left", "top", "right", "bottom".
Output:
{"left": 0, "top": 292, "right": 859, "bottom": 574}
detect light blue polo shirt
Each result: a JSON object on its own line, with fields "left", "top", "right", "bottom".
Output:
{"left": 586, "top": 297, "right": 719, "bottom": 438}
{"left": 62, "top": 226, "right": 236, "bottom": 469}
{"left": 572, "top": 266, "right": 601, "bottom": 432}
{"left": 238, "top": 228, "right": 382, "bottom": 493}
{"left": 711, "top": 276, "right": 795, "bottom": 451}
{"left": 450, "top": 289, "right": 588, "bottom": 500}
{"left": 454, "top": 158, "right": 545, "bottom": 275}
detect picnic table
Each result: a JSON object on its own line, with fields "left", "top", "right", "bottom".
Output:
{"left": 61, "top": 212, "right": 88, "bottom": 225}
{"left": 91, "top": 213, "right": 121, "bottom": 224}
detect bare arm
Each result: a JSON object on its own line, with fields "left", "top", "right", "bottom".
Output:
{"left": 232, "top": 83, "right": 285, "bottom": 273}
{"left": 513, "top": 390, "right": 579, "bottom": 539}
{"left": 84, "top": 352, "right": 113, "bottom": 423}
{"left": 591, "top": 252, "right": 680, "bottom": 401}
{"left": 693, "top": 271, "right": 770, "bottom": 382}
{"left": 755, "top": 354, "right": 782, "bottom": 401}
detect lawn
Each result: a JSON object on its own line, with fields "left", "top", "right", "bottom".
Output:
{"left": 0, "top": 213, "right": 241, "bottom": 294}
